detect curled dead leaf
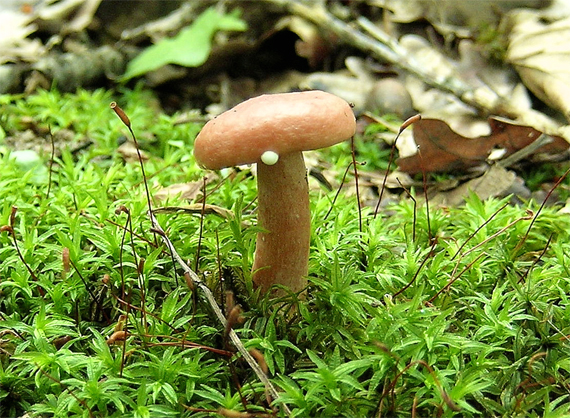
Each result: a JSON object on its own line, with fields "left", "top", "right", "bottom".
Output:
{"left": 397, "top": 117, "right": 569, "bottom": 174}
{"left": 507, "top": 12, "right": 570, "bottom": 120}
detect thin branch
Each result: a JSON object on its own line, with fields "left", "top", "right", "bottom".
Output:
{"left": 497, "top": 133, "right": 553, "bottom": 168}
{"left": 451, "top": 202, "right": 509, "bottom": 261}
{"left": 148, "top": 211, "right": 291, "bottom": 415}
{"left": 515, "top": 165, "right": 570, "bottom": 254}
{"left": 374, "top": 114, "right": 421, "bottom": 218}
{"left": 110, "top": 103, "right": 288, "bottom": 414}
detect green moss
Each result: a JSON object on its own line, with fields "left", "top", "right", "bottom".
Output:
{"left": 1, "top": 87, "right": 569, "bottom": 417}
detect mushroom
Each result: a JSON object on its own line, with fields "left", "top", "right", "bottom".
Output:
{"left": 194, "top": 91, "right": 356, "bottom": 297}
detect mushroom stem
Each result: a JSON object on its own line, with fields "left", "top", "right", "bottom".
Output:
{"left": 252, "top": 151, "right": 310, "bottom": 296}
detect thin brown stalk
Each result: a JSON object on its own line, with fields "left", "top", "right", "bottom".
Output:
{"left": 518, "top": 233, "right": 553, "bottom": 285}
{"left": 149, "top": 211, "right": 290, "bottom": 415}
{"left": 393, "top": 239, "right": 438, "bottom": 298}
{"left": 428, "top": 252, "right": 486, "bottom": 303}
{"left": 397, "top": 178, "right": 416, "bottom": 242}
{"left": 350, "top": 136, "right": 362, "bottom": 232}
{"left": 46, "top": 126, "right": 55, "bottom": 199}
{"left": 451, "top": 202, "right": 508, "bottom": 261}
{"left": 195, "top": 175, "right": 207, "bottom": 271}
{"left": 37, "top": 364, "right": 94, "bottom": 418}
{"left": 515, "top": 166, "right": 570, "bottom": 254}
{"left": 374, "top": 115, "right": 420, "bottom": 219}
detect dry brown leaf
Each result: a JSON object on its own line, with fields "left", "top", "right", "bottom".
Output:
{"left": 0, "top": 8, "right": 42, "bottom": 64}
{"left": 401, "top": 37, "right": 527, "bottom": 138}
{"left": 301, "top": 72, "right": 370, "bottom": 112}
{"left": 117, "top": 141, "right": 149, "bottom": 163}
{"left": 429, "top": 165, "right": 522, "bottom": 207}
{"left": 507, "top": 11, "right": 570, "bottom": 120}
{"left": 373, "top": 0, "right": 547, "bottom": 33}
{"left": 400, "top": 36, "right": 501, "bottom": 139}
{"left": 152, "top": 174, "right": 218, "bottom": 203}
{"left": 397, "top": 117, "right": 569, "bottom": 174}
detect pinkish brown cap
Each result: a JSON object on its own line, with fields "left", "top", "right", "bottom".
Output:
{"left": 194, "top": 90, "right": 356, "bottom": 169}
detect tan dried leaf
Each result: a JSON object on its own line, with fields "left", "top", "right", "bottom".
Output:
{"left": 430, "top": 165, "right": 519, "bottom": 207}
{"left": 116, "top": 141, "right": 149, "bottom": 163}
{"left": 0, "top": 9, "right": 41, "bottom": 64}
{"left": 507, "top": 12, "right": 570, "bottom": 120}
{"left": 152, "top": 175, "right": 217, "bottom": 203}
{"left": 372, "top": 0, "right": 546, "bottom": 30}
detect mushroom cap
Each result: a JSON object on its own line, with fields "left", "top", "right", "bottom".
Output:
{"left": 194, "top": 90, "right": 356, "bottom": 169}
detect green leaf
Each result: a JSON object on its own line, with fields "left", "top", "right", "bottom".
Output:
{"left": 306, "top": 350, "right": 328, "bottom": 370}
{"left": 122, "top": 8, "right": 247, "bottom": 80}
{"left": 134, "top": 405, "right": 150, "bottom": 418}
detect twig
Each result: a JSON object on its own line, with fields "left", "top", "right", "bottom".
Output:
{"left": 497, "top": 133, "right": 553, "bottom": 168}
{"left": 428, "top": 252, "right": 486, "bottom": 303}
{"left": 461, "top": 210, "right": 533, "bottom": 259}
{"left": 374, "top": 114, "right": 421, "bottom": 218}
{"left": 518, "top": 233, "right": 552, "bottom": 285}
{"left": 392, "top": 238, "right": 437, "bottom": 298}
{"left": 120, "top": 2, "right": 198, "bottom": 42}
{"left": 396, "top": 178, "right": 416, "bottom": 242}
{"left": 322, "top": 160, "right": 362, "bottom": 222}
{"left": 110, "top": 103, "right": 290, "bottom": 415}
{"left": 36, "top": 364, "right": 94, "bottom": 418}
{"left": 148, "top": 211, "right": 291, "bottom": 416}
{"left": 450, "top": 202, "right": 508, "bottom": 261}
{"left": 110, "top": 103, "right": 154, "bottom": 229}
{"left": 2, "top": 207, "right": 43, "bottom": 296}
{"left": 195, "top": 176, "right": 208, "bottom": 271}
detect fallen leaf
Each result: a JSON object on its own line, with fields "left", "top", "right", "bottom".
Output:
{"left": 377, "top": 0, "right": 548, "bottom": 34}
{"left": 0, "top": 9, "right": 42, "bottom": 64}
{"left": 430, "top": 165, "right": 527, "bottom": 207}
{"left": 300, "top": 72, "right": 370, "bottom": 113}
{"left": 506, "top": 11, "right": 570, "bottom": 120}
{"left": 117, "top": 141, "right": 149, "bottom": 162}
{"left": 152, "top": 175, "right": 218, "bottom": 203}
{"left": 397, "top": 117, "right": 569, "bottom": 174}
